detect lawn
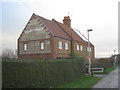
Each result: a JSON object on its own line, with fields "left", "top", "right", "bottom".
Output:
{"left": 93, "top": 66, "right": 116, "bottom": 74}
{"left": 57, "top": 75, "right": 101, "bottom": 88}
{"left": 105, "top": 66, "right": 116, "bottom": 74}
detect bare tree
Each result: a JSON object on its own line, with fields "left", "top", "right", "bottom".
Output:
{"left": 2, "top": 49, "right": 14, "bottom": 59}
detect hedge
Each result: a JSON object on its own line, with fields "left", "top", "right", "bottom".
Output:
{"left": 2, "top": 58, "right": 85, "bottom": 88}
{"left": 92, "top": 58, "right": 113, "bottom": 68}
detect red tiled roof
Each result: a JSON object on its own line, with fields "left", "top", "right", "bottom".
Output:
{"left": 31, "top": 14, "right": 94, "bottom": 46}
{"left": 52, "top": 19, "right": 84, "bottom": 42}
{"left": 34, "top": 14, "right": 71, "bottom": 40}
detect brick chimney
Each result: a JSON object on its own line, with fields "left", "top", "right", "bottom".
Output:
{"left": 63, "top": 16, "right": 71, "bottom": 28}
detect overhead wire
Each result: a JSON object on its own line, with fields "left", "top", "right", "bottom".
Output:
{"left": 73, "top": 28, "right": 88, "bottom": 41}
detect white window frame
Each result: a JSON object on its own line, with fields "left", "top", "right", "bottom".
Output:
{"left": 65, "top": 43, "right": 68, "bottom": 50}
{"left": 80, "top": 45, "right": 83, "bottom": 51}
{"left": 87, "top": 47, "right": 91, "bottom": 52}
{"left": 41, "top": 42, "right": 44, "bottom": 49}
{"left": 90, "top": 48, "right": 92, "bottom": 52}
{"left": 87, "top": 47, "right": 89, "bottom": 51}
{"left": 77, "top": 45, "right": 79, "bottom": 50}
{"left": 24, "top": 43, "right": 27, "bottom": 51}
{"left": 59, "top": 42, "right": 62, "bottom": 49}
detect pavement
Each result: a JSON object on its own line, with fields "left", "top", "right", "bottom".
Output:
{"left": 92, "top": 67, "right": 119, "bottom": 89}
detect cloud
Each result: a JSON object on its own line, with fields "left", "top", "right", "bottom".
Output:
{"left": 1, "top": 0, "right": 119, "bottom": 58}
{"left": 2, "top": 30, "right": 19, "bottom": 52}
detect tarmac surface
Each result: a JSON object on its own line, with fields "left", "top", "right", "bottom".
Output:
{"left": 92, "top": 67, "right": 119, "bottom": 89}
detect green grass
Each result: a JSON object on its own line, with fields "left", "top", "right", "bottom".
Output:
{"left": 57, "top": 75, "right": 101, "bottom": 88}
{"left": 93, "top": 66, "right": 116, "bottom": 74}
{"left": 105, "top": 66, "right": 116, "bottom": 74}
{"left": 93, "top": 72, "right": 105, "bottom": 74}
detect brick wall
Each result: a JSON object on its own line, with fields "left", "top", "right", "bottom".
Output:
{"left": 71, "top": 40, "right": 95, "bottom": 64}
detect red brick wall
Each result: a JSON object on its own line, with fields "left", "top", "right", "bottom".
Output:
{"left": 71, "top": 40, "right": 95, "bottom": 64}
{"left": 18, "top": 36, "right": 95, "bottom": 61}
{"left": 18, "top": 36, "right": 71, "bottom": 59}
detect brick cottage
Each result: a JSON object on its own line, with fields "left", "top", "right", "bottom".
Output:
{"left": 18, "top": 13, "right": 95, "bottom": 63}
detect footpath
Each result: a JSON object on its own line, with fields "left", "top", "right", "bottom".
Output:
{"left": 92, "top": 68, "right": 118, "bottom": 88}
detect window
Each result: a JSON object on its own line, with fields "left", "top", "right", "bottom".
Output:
{"left": 80, "top": 45, "right": 83, "bottom": 51}
{"left": 90, "top": 48, "right": 92, "bottom": 52}
{"left": 77, "top": 45, "right": 79, "bottom": 50}
{"left": 65, "top": 43, "right": 68, "bottom": 50}
{"left": 87, "top": 47, "right": 91, "bottom": 52}
{"left": 59, "top": 42, "right": 62, "bottom": 49}
{"left": 41, "top": 42, "right": 44, "bottom": 49}
{"left": 24, "top": 43, "right": 27, "bottom": 51}
{"left": 87, "top": 47, "right": 89, "bottom": 51}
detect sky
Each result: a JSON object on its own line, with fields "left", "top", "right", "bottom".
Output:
{"left": 1, "top": 0, "right": 119, "bottom": 58}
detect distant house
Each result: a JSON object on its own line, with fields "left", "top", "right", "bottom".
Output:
{"left": 18, "top": 13, "right": 95, "bottom": 63}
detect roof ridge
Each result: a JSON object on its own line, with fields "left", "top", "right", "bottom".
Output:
{"left": 33, "top": 13, "right": 52, "bottom": 22}
{"left": 52, "top": 19, "right": 73, "bottom": 39}
{"left": 53, "top": 19, "right": 85, "bottom": 42}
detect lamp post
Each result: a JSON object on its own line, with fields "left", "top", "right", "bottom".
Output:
{"left": 87, "top": 29, "right": 93, "bottom": 75}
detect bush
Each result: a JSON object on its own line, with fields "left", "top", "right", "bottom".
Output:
{"left": 70, "top": 52, "right": 80, "bottom": 58}
{"left": 92, "top": 58, "right": 113, "bottom": 69}
{"left": 2, "top": 58, "right": 85, "bottom": 88}
{"left": 92, "top": 58, "right": 115, "bottom": 74}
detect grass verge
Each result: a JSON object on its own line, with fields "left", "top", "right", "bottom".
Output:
{"left": 57, "top": 75, "right": 101, "bottom": 88}
{"left": 93, "top": 66, "right": 116, "bottom": 74}
{"left": 105, "top": 66, "right": 116, "bottom": 74}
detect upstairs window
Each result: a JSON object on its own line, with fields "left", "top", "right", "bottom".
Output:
{"left": 24, "top": 43, "right": 27, "bottom": 51}
{"left": 59, "top": 42, "right": 62, "bottom": 49}
{"left": 41, "top": 42, "right": 44, "bottom": 49}
{"left": 65, "top": 43, "right": 68, "bottom": 50}
{"left": 77, "top": 45, "right": 79, "bottom": 50}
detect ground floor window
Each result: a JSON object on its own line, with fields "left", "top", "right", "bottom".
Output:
{"left": 59, "top": 42, "right": 62, "bottom": 49}
{"left": 65, "top": 43, "right": 68, "bottom": 50}
{"left": 77, "top": 45, "right": 79, "bottom": 50}
{"left": 80, "top": 45, "right": 83, "bottom": 51}
{"left": 40, "top": 42, "right": 45, "bottom": 49}
{"left": 90, "top": 48, "right": 92, "bottom": 52}
{"left": 24, "top": 43, "right": 27, "bottom": 51}
{"left": 87, "top": 47, "right": 91, "bottom": 52}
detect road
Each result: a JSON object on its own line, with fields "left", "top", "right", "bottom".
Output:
{"left": 0, "top": 59, "right": 1, "bottom": 90}
{"left": 118, "top": 67, "right": 120, "bottom": 90}
{"left": 92, "top": 67, "right": 119, "bottom": 89}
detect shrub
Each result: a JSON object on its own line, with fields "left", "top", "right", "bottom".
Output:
{"left": 92, "top": 58, "right": 113, "bottom": 68}
{"left": 70, "top": 52, "right": 80, "bottom": 58}
{"left": 92, "top": 58, "right": 114, "bottom": 74}
{"left": 2, "top": 58, "right": 85, "bottom": 88}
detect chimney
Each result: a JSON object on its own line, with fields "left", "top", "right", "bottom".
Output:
{"left": 63, "top": 16, "right": 71, "bottom": 28}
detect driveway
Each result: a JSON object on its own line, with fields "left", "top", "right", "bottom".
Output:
{"left": 92, "top": 67, "right": 119, "bottom": 89}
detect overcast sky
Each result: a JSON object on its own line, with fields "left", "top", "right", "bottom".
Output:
{"left": 1, "top": 0, "right": 119, "bottom": 58}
